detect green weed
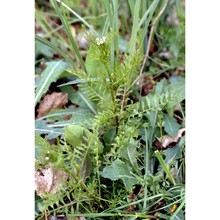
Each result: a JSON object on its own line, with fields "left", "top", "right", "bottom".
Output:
{"left": 35, "top": 0, "right": 185, "bottom": 219}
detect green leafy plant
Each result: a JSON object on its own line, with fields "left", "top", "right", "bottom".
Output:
{"left": 35, "top": 0, "right": 185, "bottom": 219}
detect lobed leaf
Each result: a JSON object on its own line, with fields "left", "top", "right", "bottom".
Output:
{"left": 35, "top": 119, "right": 64, "bottom": 140}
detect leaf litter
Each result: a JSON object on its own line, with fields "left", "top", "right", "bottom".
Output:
{"left": 35, "top": 168, "right": 68, "bottom": 196}
{"left": 37, "top": 92, "right": 68, "bottom": 118}
{"left": 154, "top": 128, "right": 185, "bottom": 149}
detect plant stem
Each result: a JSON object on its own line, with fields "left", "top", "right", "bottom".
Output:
{"left": 64, "top": 168, "right": 103, "bottom": 207}
{"left": 143, "top": 128, "right": 149, "bottom": 209}
{"left": 104, "top": 63, "right": 119, "bottom": 127}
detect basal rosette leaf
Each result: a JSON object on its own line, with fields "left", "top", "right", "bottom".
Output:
{"left": 101, "top": 158, "right": 138, "bottom": 191}
{"left": 35, "top": 61, "right": 69, "bottom": 106}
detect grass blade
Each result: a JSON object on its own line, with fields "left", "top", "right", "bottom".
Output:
{"left": 102, "top": 16, "right": 110, "bottom": 36}
{"left": 112, "top": 0, "right": 119, "bottom": 58}
{"left": 127, "top": 0, "right": 135, "bottom": 18}
{"left": 138, "top": 0, "right": 160, "bottom": 30}
{"left": 102, "top": 0, "right": 115, "bottom": 69}
{"left": 154, "top": 150, "right": 176, "bottom": 185}
{"left": 128, "top": 0, "right": 141, "bottom": 53}
{"left": 56, "top": 0, "right": 98, "bottom": 35}
{"left": 170, "top": 199, "right": 185, "bottom": 220}
{"left": 139, "top": 0, "right": 160, "bottom": 47}
{"left": 35, "top": 35, "right": 75, "bottom": 67}
{"left": 51, "top": 0, "right": 86, "bottom": 71}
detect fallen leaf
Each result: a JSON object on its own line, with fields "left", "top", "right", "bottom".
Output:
{"left": 139, "top": 76, "right": 155, "bottom": 96}
{"left": 154, "top": 128, "right": 185, "bottom": 149}
{"left": 37, "top": 92, "right": 68, "bottom": 118}
{"left": 35, "top": 168, "right": 68, "bottom": 196}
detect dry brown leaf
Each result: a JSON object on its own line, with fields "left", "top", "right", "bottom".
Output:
{"left": 37, "top": 92, "right": 68, "bottom": 118}
{"left": 35, "top": 168, "right": 68, "bottom": 196}
{"left": 161, "top": 128, "right": 185, "bottom": 148}
{"left": 138, "top": 76, "right": 154, "bottom": 96}
{"left": 154, "top": 128, "right": 185, "bottom": 149}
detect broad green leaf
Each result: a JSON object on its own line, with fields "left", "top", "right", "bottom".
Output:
{"left": 37, "top": 108, "right": 91, "bottom": 121}
{"left": 60, "top": 85, "right": 97, "bottom": 114}
{"left": 166, "top": 79, "right": 185, "bottom": 108}
{"left": 163, "top": 113, "right": 181, "bottom": 137}
{"left": 165, "top": 144, "right": 181, "bottom": 165}
{"left": 60, "top": 86, "right": 88, "bottom": 108}
{"left": 155, "top": 78, "right": 167, "bottom": 95}
{"left": 64, "top": 125, "right": 103, "bottom": 153}
{"left": 35, "top": 61, "right": 69, "bottom": 106}
{"left": 118, "top": 139, "right": 141, "bottom": 175}
{"left": 85, "top": 45, "right": 107, "bottom": 77}
{"left": 101, "top": 158, "right": 138, "bottom": 191}
{"left": 64, "top": 124, "right": 84, "bottom": 146}
{"left": 46, "top": 112, "right": 94, "bottom": 129}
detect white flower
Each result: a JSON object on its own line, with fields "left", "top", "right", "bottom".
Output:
{"left": 45, "top": 157, "right": 50, "bottom": 160}
{"left": 96, "top": 36, "right": 106, "bottom": 45}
